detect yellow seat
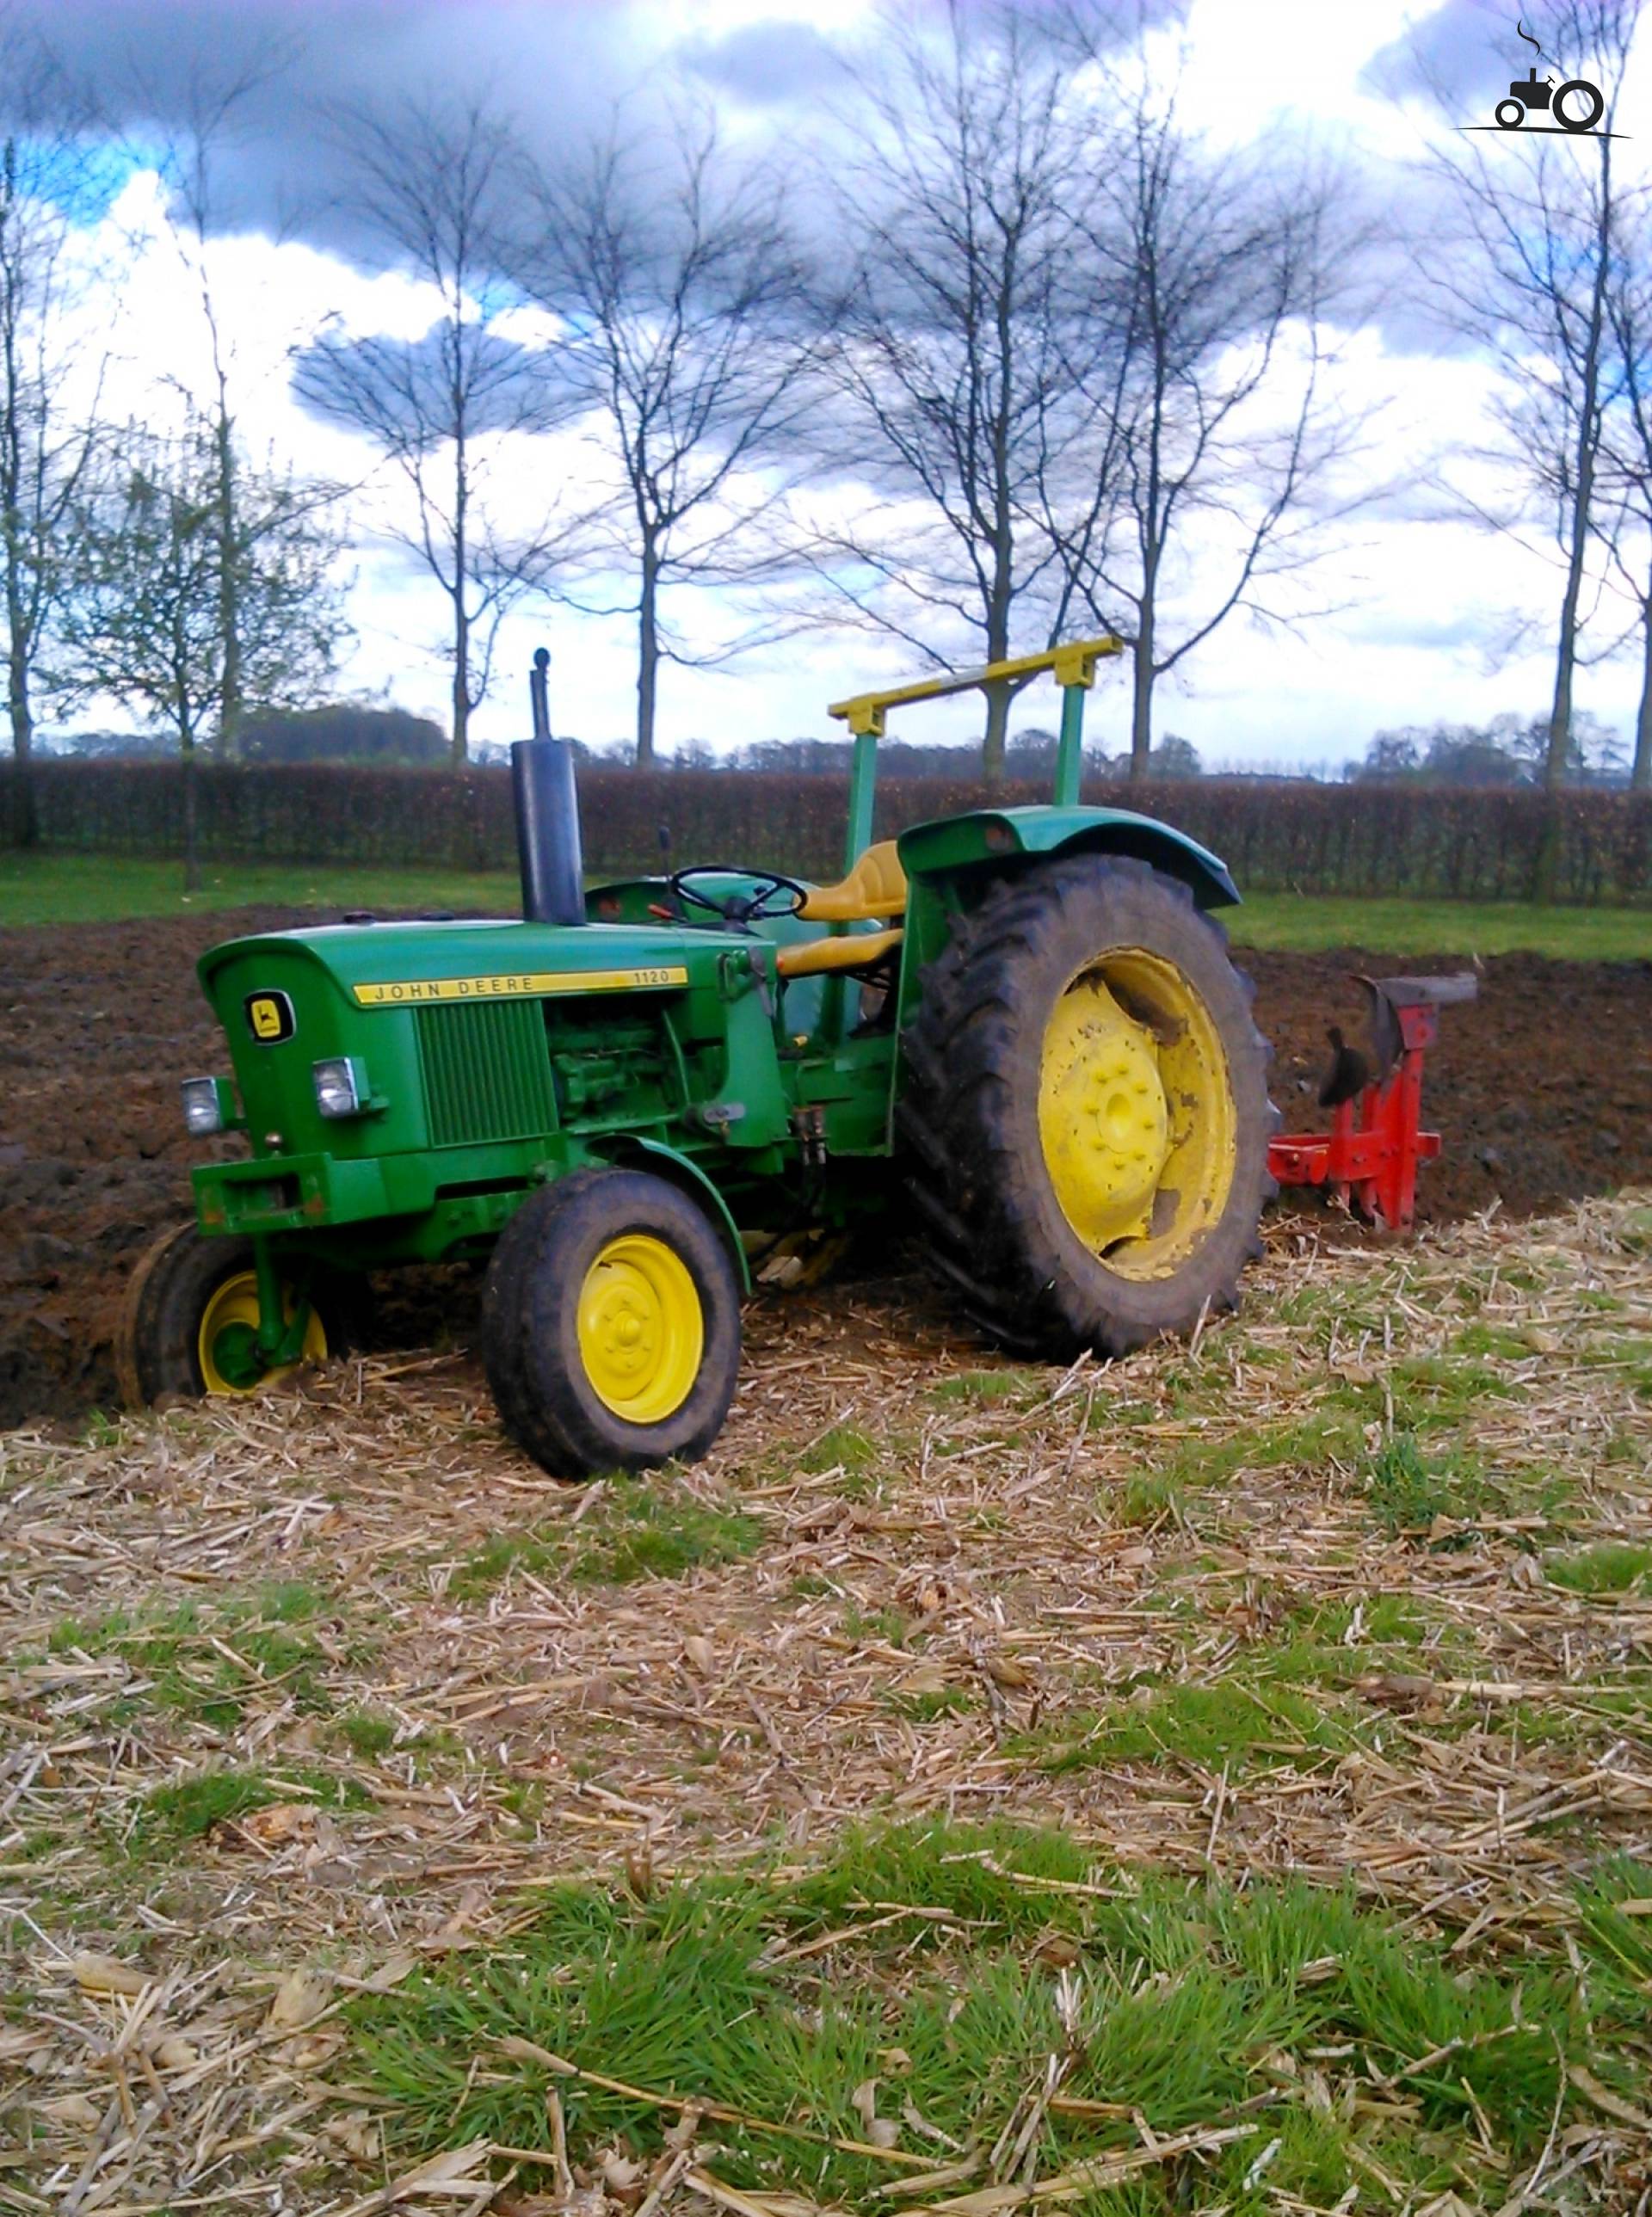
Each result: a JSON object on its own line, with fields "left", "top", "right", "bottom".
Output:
{"left": 797, "top": 840, "right": 908, "bottom": 922}
{"left": 774, "top": 926, "right": 904, "bottom": 980}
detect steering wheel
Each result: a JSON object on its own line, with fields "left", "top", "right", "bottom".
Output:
{"left": 668, "top": 865, "right": 810, "bottom": 925}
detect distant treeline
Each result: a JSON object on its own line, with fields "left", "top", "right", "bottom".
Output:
{"left": 9, "top": 758, "right": 1649, "bottom": 904}
{"left": 46, "top": 710, "right": 1205, "bottom": 783}
{"left": 52, "top": 705, "right": 451, "bottom": 767}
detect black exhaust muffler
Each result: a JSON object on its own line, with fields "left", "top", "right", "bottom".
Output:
{"left": 512, "top": 646, "right": 585, "bottom": 927}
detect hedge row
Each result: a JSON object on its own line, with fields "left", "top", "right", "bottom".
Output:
{"left": 8, "top": 757, "right": 1652, "bottom": 902}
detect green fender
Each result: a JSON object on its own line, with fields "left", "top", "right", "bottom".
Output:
{"left": 897, "top": 804, "right": 1239, "bottom": 909}
{"left": 598, "top": 1136, "right": 752, "bottom": 1292}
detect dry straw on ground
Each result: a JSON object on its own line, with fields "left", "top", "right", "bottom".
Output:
{"left": 3, "top": 1193, "right": 1649, "bottom": 2214}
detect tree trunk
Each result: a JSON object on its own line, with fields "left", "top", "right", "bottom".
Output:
{"left": 981, "top": 566, "right": 1014, "bottom": 782}
{"left": 982, "top": 681, "right": 1011, "bottom": 782}
{"left": 214, "top": 403, "right": 242, "bottom": 763}
{"left": 181, "top": 729, "right": 200, "bottom": 894}
{"left": 5, "top": 508, "right": 33, "bottom": 842}
{"left": 451, "top": 595, "right": 470, "bottom": 766}
{"left": 637, "top": 542, "right": 660, "bottom": 767}
{"left": 5, "top": 583, "right": 32, "bottom": 847}
{"left": 1129, "top": 613, "right": 1155, "bottom": 779}
{"left": 1538, "top": 140, "right": 1613, "bottom": 897}
{"left": 1635, "top": 596, "right": 1652, "bottom": 792}
{"left": 450, "top": 427, "right": 470, "bottom": 765}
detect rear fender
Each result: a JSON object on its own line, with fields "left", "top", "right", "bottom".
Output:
{"left": 896, "top": 804, "right": 1238, "bottom": 910}
{"left": 892, "top": 805, "right": 1239, "bottom": 1038}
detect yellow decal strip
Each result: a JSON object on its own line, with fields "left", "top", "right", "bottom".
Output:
{"left": 354, "top": 965, "right": 687, "bottom": 1007}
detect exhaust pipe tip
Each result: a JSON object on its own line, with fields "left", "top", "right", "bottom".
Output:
{"left": 513, "top": 644, "right": 585, "bottom": 927}
{"left": 512, "top": 736, "right": 585, "bottom": 927}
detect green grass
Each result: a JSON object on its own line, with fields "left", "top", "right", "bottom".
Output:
{"left": 794, "top": 1422, "right": 880, "bottom": 1475}
{"left": 1030, "top": 1679, "right": 1366, "bottom": 1774}
{"left": 332, "top": 1708, "right": 399, "bottom": 1758}
{"left": 1365, "top": 1433, "right": 1492, "bottom": 1538}
{"left": 46, "top": 1580, "right": 344, "bottom": 1730}
{"left": 347, "top": 1818, "right": 1648, "bottom": 2214}
{"left": 1114, "top": 1469, "right": 1187, "bottom": 1529}
{"left": 5, "top": 851, "right": 1650, "bottom": 956}
{"left": 0, "top": 851, "right": 521, "bottom": 927}
{"left": 139, "top": 1765, "right": 280, "bottom": 1839}
{"left": 136, "top": 1762, "right": 373, "bottom": 1842}
{"left": 928, "top": 1366, "right": 1047, "bottom": 1407}
{"left": 1231, "top": 891, "right": 1652, "bottom": 960}
{"left": 887, "top": 1684, "right": 976, "bottom": 1721}
{"left": 1543, "top": 1541, "right": 1652, "bottom": 1595}
{"left": 452, "top": 1481, "right": 761, "bottom": 1598}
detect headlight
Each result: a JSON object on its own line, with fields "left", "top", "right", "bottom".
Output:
{"left": 182, "top": 1076, "right": 233, "bottom": 1136}
{"left": 312, "top": 1056, "right": 367, "bottom": 1118}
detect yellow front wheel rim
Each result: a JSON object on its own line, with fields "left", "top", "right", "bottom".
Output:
{"left": 1038, "top": 949, "right": 1237, "bottom": 1282}
{"left": 197, "top": 1271, "right": 329, "bottom": 1395}
{"left": 577, "top": 1235, "right": 703, "bottom": 1424}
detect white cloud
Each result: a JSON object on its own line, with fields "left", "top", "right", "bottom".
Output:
{"left": 40, "top": 0, "right": 1652, "bottom": 769}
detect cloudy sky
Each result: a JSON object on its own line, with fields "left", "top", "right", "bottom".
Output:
{"left": 18, "top": 0, "right": 1652, "bottom": 769}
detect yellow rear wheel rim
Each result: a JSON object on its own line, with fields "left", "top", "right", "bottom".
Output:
{"left": 197, "top": 1270, "right": 329, "bottom": 1395}
{"left": 1038, "top": 949, "right": 1237, "bottom": 1283}
{"left": 577, "top": 1235, "right": 703, "bottom": 1425}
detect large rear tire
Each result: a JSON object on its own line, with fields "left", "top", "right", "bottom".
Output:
{"left": 482, "top": 1167, "right": 743, "bottom": 1480}
{"left": 897, "top": 855, "right": 1273, "bottom": 1358}
{"left": 117, "top": 1223, "right": 356, "bottom": 1406}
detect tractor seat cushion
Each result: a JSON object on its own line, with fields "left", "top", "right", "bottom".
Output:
{"left": 797, "top": 840, "right": 908, "bottom": 923}
{"left": 774, "top": 926, "right": 904, "bottom": 980}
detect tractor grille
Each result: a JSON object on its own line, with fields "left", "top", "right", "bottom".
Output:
{"left": 416, "top": 1001, "right": 557, "bottom": 1149}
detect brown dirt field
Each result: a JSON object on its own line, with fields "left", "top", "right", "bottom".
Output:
{"left": 3, "top": 907, "right": 1650, "bottom": 1431}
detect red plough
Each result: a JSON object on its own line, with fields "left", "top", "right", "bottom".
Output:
{"left": 1267, "top": 974, "right": 1479, "bottom": 1232}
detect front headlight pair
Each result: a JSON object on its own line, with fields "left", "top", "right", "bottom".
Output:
{"left": 182, "top": 1057, "right": 372, "bottom": 1136}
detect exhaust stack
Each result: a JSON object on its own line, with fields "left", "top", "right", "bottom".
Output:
{"left": 512, "top": 647, "right": 585, "bottom": 927}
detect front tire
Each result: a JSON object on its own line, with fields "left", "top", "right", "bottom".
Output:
{"left": 898, "top": 855, "right": 1274, "bottom": 1359}
{"left": 117, "top": 1223, "right": 353, "bottom": 1405}
{"left": 482, "top": 1168, "right": 743, "bottom": 1480}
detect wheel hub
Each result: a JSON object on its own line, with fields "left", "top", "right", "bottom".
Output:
{"left": 1037, "top": 948, "right": 1239, "bottom": 1279}
{"left": 1039, "top": 978, "right": 1170, "bottom": 1247}
{"left": 577, "top": 1235, "right": 703, "bottom": 1424}
{"left": 196, "top": 1270, "right": 327, "bottom": 1395}
{"left": 208, "top": 1319, "right": 266, "bottom": 1389}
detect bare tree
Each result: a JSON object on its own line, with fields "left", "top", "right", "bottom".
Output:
{"left": 148, "top": 63, "right": 287, "bottom": 766}
{"left": 1415, "top": 0, "right": 1643, "bottom": 841}
{"left": 1056, "top": 76, "right": 1357, "bottom": 778}
{"left": 509, "top": 110, "right": 818, "bottom": 766}
{"left": 1594, "top": 190, "right": 1652, "bottom": 788}
{"left": 294, "top": 96, "right": 570, "bottom": 763}
{"left": 800, "top": 3, "right": 1121, "bottom": 779}
{"left": 62, "top": 417, "right": 349, "bottom": 887}
{"left": 0, "top": 29, "right": 110, "bottom": 846}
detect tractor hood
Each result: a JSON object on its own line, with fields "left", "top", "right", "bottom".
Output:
{"left": 197, "top": 915, "right": 712, "bottom": 1011}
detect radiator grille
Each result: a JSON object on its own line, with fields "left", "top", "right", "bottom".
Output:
{"left": 416, "top": 1001, "right": 557, "bottom": 1148}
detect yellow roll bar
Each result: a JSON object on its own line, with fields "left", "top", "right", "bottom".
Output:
{"left": 827, "top": 635, "right": 1123, "bottom": 738}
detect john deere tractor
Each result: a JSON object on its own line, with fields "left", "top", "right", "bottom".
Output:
{"left": 120, "top": 637, "right": 1273, "bottom": 1478}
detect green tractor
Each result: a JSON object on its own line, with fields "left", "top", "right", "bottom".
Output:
{"left": 120, "top": 637, "right": 1273, "bottom": 1478}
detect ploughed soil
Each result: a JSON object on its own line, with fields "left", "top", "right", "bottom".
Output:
{"left": 3, "top": 905, "right": 1649, "bottom": 1430}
